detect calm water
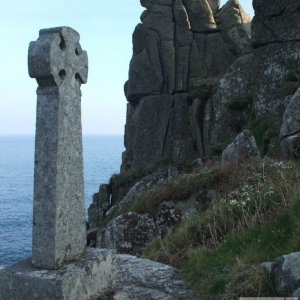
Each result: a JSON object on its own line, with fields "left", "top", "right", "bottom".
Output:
{"left": 0, "top": 135, "right": 123, "bottom": 268}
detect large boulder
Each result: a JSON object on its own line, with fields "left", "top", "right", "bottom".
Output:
{"left": 101, "top": 188, "right": 217, "bottom": 256}
{"left": 112, "top": 251, "right": 194, "bottom": 299}
{"left": 280, "top": 87, "right": 300, "bottom": 158}
{"left": 108, "top": 167, "right": 179, "bottom": 214}
{"left": 271, "top": 252, "right": 300, "bottom": 297}
{"left": 100, "top": 212, "right": 156, "bottom": 256}
{"left": 157, "top": 189, "right": 216, "bottom": 236}
{"left": 221, "top": 130, "right": 261, "bottom": 166}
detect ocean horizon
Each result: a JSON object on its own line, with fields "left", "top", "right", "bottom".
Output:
{"left": 0, "top": 135, "right": 124, "bottom": 268}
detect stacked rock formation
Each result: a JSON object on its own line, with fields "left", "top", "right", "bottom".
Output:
{"left": 204, "top": 0, "right": 300, "bottom": 157}
{"left": 122, "top": 0, "right": 252, "bottom": 171}
{"left": 88, "top": 0, "right": 300, "bottom": 259}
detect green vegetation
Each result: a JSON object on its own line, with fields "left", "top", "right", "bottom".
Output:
{"left": 110, "top": 159, "right": 170, "bottom": 187}
{"left": 282, "top": 72, "right": 300, "bottom": 96}
{"left": 249, "top": 117, "right": 275, "bottom": 156}
{"left": 142, "top": 159, "right": 300, "bottom": 299}
{"left": 225, "top": 95, "right": 279, "bottom": 156}
{"left": 226, "top": 96, "right": 253, "bottom": 112}
{"left": 211, "top": 143, "right": 229, "bottom": 155}
{"left": 189, "top": 78, "right": 219, "bottom": 101}
{"left": 97, "top": 289, "right": 115, "bottom": 300}
{"left": 107, "top": 167, "right": 222, "bottom": 220}
{"left": 130, "top": 168, "right": 221, "bottom": 217}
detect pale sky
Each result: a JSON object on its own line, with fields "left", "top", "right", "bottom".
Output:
{"left": 0, "top": 0, "right": 254, "bottom": 135}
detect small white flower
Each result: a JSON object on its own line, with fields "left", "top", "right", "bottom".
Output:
{"left": 229, "top": 199, "right": 238, "bottom": 206}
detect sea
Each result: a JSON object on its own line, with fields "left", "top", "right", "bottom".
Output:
{"left": 0, "top": 135, "right": 124, "bottom": 269}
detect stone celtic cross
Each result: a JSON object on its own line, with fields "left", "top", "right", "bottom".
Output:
{"left": 28, "top": 27, "right": 88, "bottom": 269}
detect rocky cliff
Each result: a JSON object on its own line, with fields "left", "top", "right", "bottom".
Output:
{"left": 121, "top": 0, "right": 300, "bottom": 172}
{"left": 89, "top": 0, "right": 300, "bottom": 240}
{"left": 206, "top": 0, "right": 300, "bottom": 158}
{"left": 88, "top": 1, "right": 300, "bottom": 297}
{"left": 122, "top": 0, "right": 252, "bottom": 171}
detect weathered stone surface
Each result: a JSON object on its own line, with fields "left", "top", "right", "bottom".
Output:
{"left": 252, "top": 0, "right": 300, "bottom": 47}
{"left": 28, "top": 27, "right": 88, "bottom": 269}
{"left": 183, "top": 0, "right": 217, "bottom": 32}
{"left": 157, "top": 189, "right": 216, "bottom": 236}
{"left": 174, "top": 1, "right": 193, "bottom": 92}
{"left": 204, "top": 54, "right": 253, "bottom": 156}
{"left": 281, "top": 88, "right": 300, "bottom": 137}
{"left": 113, "top": 254, "right": 194, "bottom": 299}
{"left": 141, "top": 0, "right": 173, "bottom": 9}
{"left": 109, "top": 167, "right": 179, "bottom": 213}
{"left": 190, "top": 157, "right": 204, "bottom": 171}
{"left": 157, "top": 201, "right": 183, "bottom": 237}
{"left": 122, "top": 0, "right": 252, "bottom": 170}
{"left": 123, "top": 93, "right": 197, "bottom": 170}
{"left": 251, "top": 42, "right": 300, "bottom": 119}
{"left": 103, "top": 188, "right": 216, "bottom": 254}
{"left": 221, "top": 130, "right": 261, "bottom": 166}
{"left": 280, "top": 88, "right": 300, "bottom": 158}
{"left": 216, "top": 0, "right": 252, "bottom": 55}
{"left": 110, "top": 173, "right": 140, "bottom": 206}
{"left": 0, "top": 249, "right": 113, "bottom": 300}
{"left": 88, "top": 184, "right": 111, "bottom": 230}
{"left": 190, "top": 189, "right": 216, "bottom": 213}
{"left": 271, "top": 252, "right": 300, "bottom": 297}
{"left": 203, "top": 1, "right": 300, "bottom": 156}
{"left": 281, "top": 135, "right": 300, "bottom": 159}
{"left": 88, "top": 167, "right": 178, "bottom": 233}
{"left": 126, "top": 26, "right": 163, "bottom": 103}
{"left": 0, "top": 248, "right": 194, "bottom": 300}
{"left": 207, "top": 0, "right": 220, "bottom": 14}
{"left": 189, "top": 32, "right": 236, "bottom": 80}
{"left": 101, "top": 212, "right": 157, "bottom": 256}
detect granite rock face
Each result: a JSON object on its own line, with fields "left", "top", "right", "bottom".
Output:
{"left": 88, "top": 184, "right": 111, "bottom": 230}
{"left": 112, "top": 253, "right": 194, "bottom": 299}
{"left": 280, "top": 87, "right": 300, "bottom": 158}
{"left": 252, "top": 0, "right": 300, "bottom": 47}
{"left": 122, "top": 0, "right": 252, "bottom": 171}
{"left": 89, "top": 0, "right": 300, "bottom": 274}
{"left": 101, "top": 212, "right": 157, "bottom": 256}
{"left": 271, "top": 252, "right": 300, "bottom": 297}
{"left": 204, "top": 0, "right": 300, "bottom": 158}
{"left": 121, "top": 0, "right": 300, "bottom": 170}
{"left": 221, "top": 130, "right": 261, "bottom": 166}
{"left": 96, "top": 184, "right": 216, "bottom": 256}
{"left": 0, "top": 249, "right": 194, "bottom": 300}
{"left": 109, "top": 167, "right": 179, "bottom": 212}
{"left": 123, "top": 94, "right": 197, "bottom": 171}
{"left": 203, "top": 54, "right": 253, "bottom": 156}
{"left": 88, "top": 167, "right": 179, "bottom": 231}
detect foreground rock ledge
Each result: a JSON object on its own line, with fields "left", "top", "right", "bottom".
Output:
{"left": 0, "top": 248, "right": 193, "bottom": 300}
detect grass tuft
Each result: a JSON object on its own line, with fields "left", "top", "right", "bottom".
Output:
{"left": 189, "top": 78, "right": 219, "bottom": 101}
